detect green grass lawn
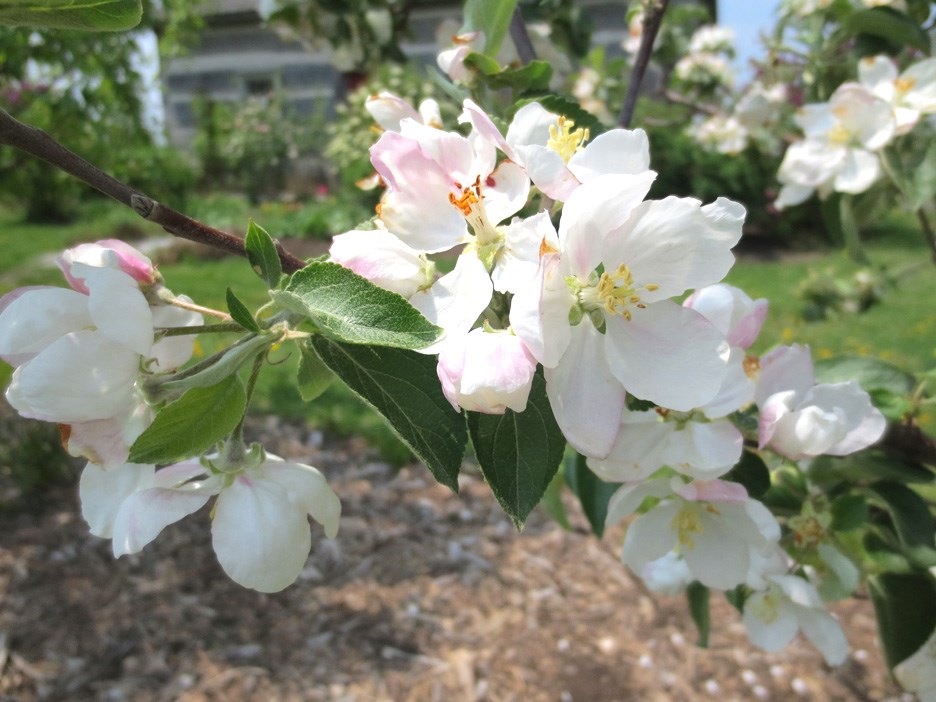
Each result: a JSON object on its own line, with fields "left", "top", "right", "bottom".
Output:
{"left": 2, "top": 197, "right": 934, "bottom": 460}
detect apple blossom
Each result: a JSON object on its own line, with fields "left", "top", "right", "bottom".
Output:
{"left": 859, "top": 55, "right": 936, "bottom": 135}
{"left": 510, "top": 174, "right": 742, "bottom": 456}
{"left": 756, "top": 344, "right": 887, "bottom": 460}
{"left": 607, "top": 478, "right": 781, "bottom": 590}
{"left": 80, "top": 449, "right": 341, "bottom": 593}
{"left": 743, "top": 574, "right": 848, "bottom": 665}
{"left": 460, "top": 99, "right": 651, "bottom": 201}
{"left": 329, "top": 228, "right": 435, "bottom": 299}
{"left": 365, "top": 92, "right": 442, "bottom": 132}
{"left": 437, "top": 327, "right": 537, "bottom": 414}
{"left": 775, "top": 83, "right": 895, "bottom": 208}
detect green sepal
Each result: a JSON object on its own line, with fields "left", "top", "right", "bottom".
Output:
{"left": 245, "top": 220, "right": 283, "bottom": 289}
{"left": 466, "top": 369, "right": 566, "bottom": 529}
{"left": 129, "top": 375, "right": 247, "bottom": 465}
{"left": 273, "top": 262, "right": 442, "bottom": 350}
{"left": 310, "top": 337, "right": 466, "bottom": 492}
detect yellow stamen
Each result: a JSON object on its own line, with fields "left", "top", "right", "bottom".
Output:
{"left": 895, "top": 77, "right": 916, "bottom": 97}
{"left": 672, "top": 505, "right": 704, "bottom": 550}
{"left": 547, "top": 116, "right": 589, "bottom": 163}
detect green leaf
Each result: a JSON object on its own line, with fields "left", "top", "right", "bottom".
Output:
{"left": 540, "top": 467, "right": 572, "bottom": 530}
{"left": 310, "top": 337, "right": 467, "bottom": 491}
{"left": 129, "top": 375, "right": 247, "bottom": 464}
{"left": 466, "top": 370, "right": 566, "bottom": 528}
{"left": 273, "top": 262, "right": 442, "bottom": 350}
{"left": 831, "top": 493, "right": 870, "bottom": 531}
{"left": 846, "top": 7, "right": 931, "bottom": 55}
{"left": 870, "top": 481, "right": 936, "bottom": 567}
{"left": 810, "top": 452, "right": 934, "bottom": 486}
{"left": 0, "top": 0, "right": 142, "bottom": 31}
{"left": 687, "top": 582, "right": 711, "bottom": 648}
{"left": 245, "top": 220, "right": 283, "bottom": 289}
{"left": 870, "top": 572, "right": 936, "bottom": 670}
{"left": 225, "top": 287, "right": 260, "bottom": 332}
{"left": 464, "top": 53, "right": 553, "bottom": 93}
{"left": 296, "top": 339, "right": 334, "bottom": 402}
{"left": 462, "top": 0, "right": 518, "bottom": 57}
{"left": 564, "top": 451, "right": 618, "bottom": 537}
{"left": 724, "top": 450, "right": 771, "bottom": 498}
{"left": 814, "top": 356, "right": 916, "bottom": 396}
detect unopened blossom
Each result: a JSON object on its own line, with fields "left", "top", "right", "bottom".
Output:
{"left": 80, "top": 450, "right": 340, "bottom": 593}
{"left": 755, "top": 344, "right": 887, "bottom": 459}
{"left": 437, "top": 30, "right": 483, "bottom": 83}
{"left": 510, "top": 174, "right": 742, "bottom": 456}
{"left": 775, "top": 83, "right": 895, "bottom": 208}
{"left": 366, "top": 92, "right": 442, "bottom": 132}
{"left": 859, "top": 55, "right": 936, "bottom": 134}
{"left": 58, "top": 238, "right": 159, "bottom": 292}
{"left": 607, "top": 478, "right": 781, "bottom": 590}
{"left": 461, "top": 99, "right": 651, "bottom": 201}
{"left": 437, "top": 327, "right": 537, "bottom": 414}
{"left": 743, "top": 574, "right": 848, "bottom": 665}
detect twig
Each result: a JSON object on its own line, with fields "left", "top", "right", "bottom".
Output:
{"left": 509, "top": 7, "right": 537, "bottom": 65}
{"left": 0, "top": 108, "right": 308, "bottom": 274}
{"left": 917, "top": 208, "right": 936, "bottom": 265}
{"left": 618, "top": 0, "right": 671, "bottom": 129}
{"left": 662, "top": 89, "right": 721, "bottom": 116}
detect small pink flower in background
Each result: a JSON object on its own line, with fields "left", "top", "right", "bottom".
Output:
{"left": 437, "top": 327, "right": 537, "bottom": 414}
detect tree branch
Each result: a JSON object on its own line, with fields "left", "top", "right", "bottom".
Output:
{"left": 0, "top": 107, "right": 308, "bottom": 274}
{"left": 917, "top": 208, "right": 936, "bottom": 266}
{"left": 509, "top": 7, "right": 537, "bottom": 65}
{"left": 618, "top": 0, "right": 671, "bottom": 129}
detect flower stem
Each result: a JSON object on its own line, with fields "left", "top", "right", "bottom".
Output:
{"left": 168, "top": 296, "right": 232, "bottom": 321}
{"left": 155, "top": 323, "right": 245, "bottom": 338}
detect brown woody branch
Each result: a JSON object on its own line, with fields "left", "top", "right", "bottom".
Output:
{"left": 619, "top": 0, "right": 671, "bottom": 129}
{"left": 0, "top": 107, "right": 308, "bottom": 274}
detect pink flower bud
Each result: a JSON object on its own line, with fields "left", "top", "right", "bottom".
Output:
{"left": 437, "top": 328, "right": 537, "bottom": 414}
{"left": 58, "top": 239, "right": 157, "bottom": 293}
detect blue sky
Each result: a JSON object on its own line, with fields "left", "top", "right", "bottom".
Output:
{"left": 719, "top": 0, "right": 781, "bottom": 79}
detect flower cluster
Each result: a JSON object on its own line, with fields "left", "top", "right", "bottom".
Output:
{"left": 0, "top": 240, "right": 340, "bottom": 593}
{"left": 328, "top": 96, "right": 887, "bottom": 662}
{"left": 775, "top": 54, "right": 936, "bottom": 208}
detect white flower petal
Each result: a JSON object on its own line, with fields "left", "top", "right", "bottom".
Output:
{"left": 7, "top": 330, "right": 140, "bottom": 422}
{"left": 212, "top": 475, "right": 313, "bottom": 593}
{"left": 622, "top": 502, "right": 680, "bottom": 573}
{"left": 559, "top": 173, "right": 657, "bottom": 279}
{"left": 150, "top": 301, "right": 203, "bottom": 372}
{"left": 112, "top": 484, "right": 211, "bottom": 557}
{"left": 568, "top": 128, "right": 651, "bottom": 181}
{"left": 0, "top": 287, "right": 92, "bottom": 365}
{"left": 743, "top": 590, "right": 800, "bottom": 652}
{"left": 263, "top": 458, "right": 342, "bottom": 539}
{"left": 79, "top": 462, "right": 154, "bottom": 538}
{"left": 604, "top": 301, "right": 728, "bottom": 412}
{"left": 545, "top": 321, "right": 626, "bottom": 457}
{"left": 72, "top": 263, "right": 153, "bottom": 356}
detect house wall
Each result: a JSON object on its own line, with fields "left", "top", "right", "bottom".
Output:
{"left": 162, "top": 0, "right": 645, "bottom": 146}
